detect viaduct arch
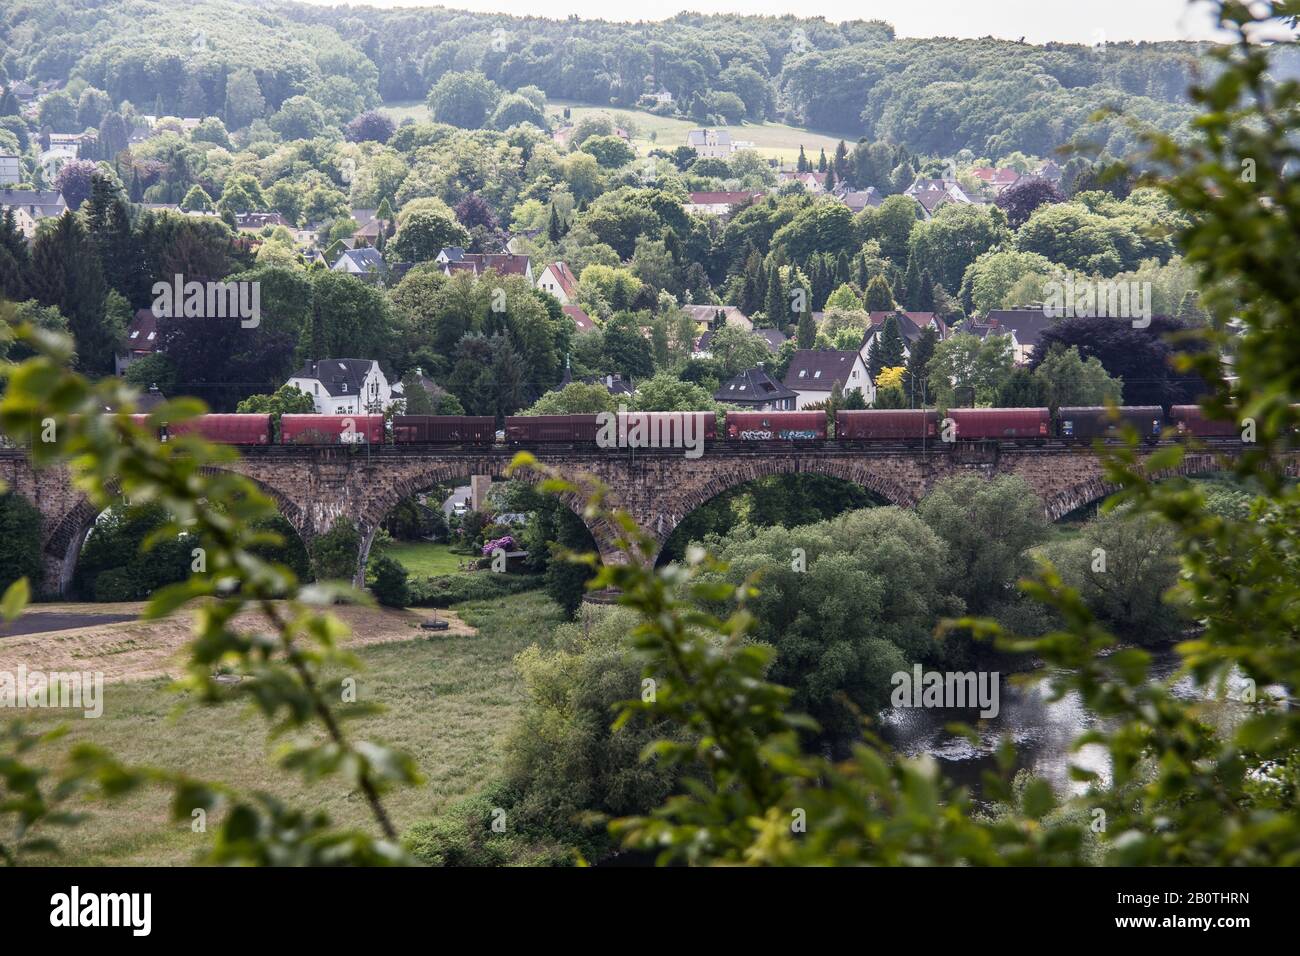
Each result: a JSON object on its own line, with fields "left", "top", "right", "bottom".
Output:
{"left": 1, "top": 441, "right": 1280, "bottom": 597}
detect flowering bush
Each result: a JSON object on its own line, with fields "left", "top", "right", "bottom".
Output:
{"left": 481, "top": 535, "right": 515, "bottom": 556}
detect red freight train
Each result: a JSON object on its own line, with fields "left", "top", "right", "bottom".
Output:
{"left": 836, "top": 409, "right": 939, "bottom": 441}
{"left": 505, "top": 414, "right": 604, "bottom": 444}
{"left": 947, "top": 407, "right": 1050, "bottom": 440}
{"left": 280, "top": 414, "right": 385, "bottom": 445}
{"left": 726, "top": 411, "right": 826, "bottom": 441}
{"left": 504, "top": 412, "right": 717, "bottom": 446}
{"left": 166, "top": 413, "right": 273, "bottom": 445}
{"left": 392, "top": 415, "right": 495, "bottom": 444}
{"left": 1169, "top": 405, "right": 1239, "bottom": 438}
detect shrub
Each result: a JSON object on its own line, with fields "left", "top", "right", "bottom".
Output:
{"left": 367, "top": 554, "right": 410, "bottom": 608}
{"left": 311, "top": 517, "right": 361, "bottom": 581}
{"left": 407, "top": 573, "right": 543, "bottom": 607}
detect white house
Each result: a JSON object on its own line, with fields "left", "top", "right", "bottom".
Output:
{"left": 39, "top": 145, "right": 77, "bottom": 182}
{"left": 535, "top": 261, "right": 578, "bottom": 304}
{"left": 683, "top": 191, "right": 765, "bottom": 217}
{"left": 0, "top": 154, "right": 20, "bottom": 185}
{"left": 686, "top": 128, "right": 733, "bottom": 160}
{"left": 286, "top": 359, "right": 394, "bottom": 414}
{"left": 332, "top": 247, "right": 387, "bottom": 277}
{"left": 782, "top": 350, "right": 873, "bottom": 408}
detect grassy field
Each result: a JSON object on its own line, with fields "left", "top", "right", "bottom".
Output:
{"left": 384, "top": 541, "right": 468, "bottom": 576}
{"left": 16, "top": 591, "right": 563, "bottom": 865}
{"left": 379, "top": 98, "right": 845, "bottom": 164}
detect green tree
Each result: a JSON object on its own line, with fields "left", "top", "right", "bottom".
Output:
{"left": 876, "top": 314, "right": 906, "bottom": 369}
{"left": 30, "top": 214, "right": 113, "bottom": 374}
{"left": 707, "top": 507, "right": 962, "bottom": 738}
{"left": 0, "top": 493, "right": 42, "bottom": 596}
{"left": 311, "top": 517, "right": 362, "bottom": 581}
{"left": 917, "top": 474, "right": 1048, "bottom": 619}
{"left": 367, "top": 554, "right": 410, "bottom": 608}
{"left": 1033, "top": 345, "right": 1124, "bottom": 408}
{"left": 426, "top": 71, "right": 502, "bottom": 129}
{"left": 1039, "top": 507, "right": 1181, "bottom": 644}
{"left": 863, "top": 275, "right": 895, "bottom": 312}
{"left": 926, "top": 332, "right": 1014, "bottom": 407}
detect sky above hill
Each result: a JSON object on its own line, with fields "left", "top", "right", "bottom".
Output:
{"left": 300, "top": 0, "right": 1226, "bottom": 44}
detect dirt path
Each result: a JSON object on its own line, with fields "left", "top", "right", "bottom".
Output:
{"left": 0, "top": 602, "right": 474, "bottom": 683}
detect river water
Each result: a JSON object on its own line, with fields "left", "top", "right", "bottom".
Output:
{"left": 877, "top": 646, "right": 1266, "bottom": 798}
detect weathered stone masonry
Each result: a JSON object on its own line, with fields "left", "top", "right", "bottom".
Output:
{"left": 2, "top": 441, "right": 1284, "bottom": 596}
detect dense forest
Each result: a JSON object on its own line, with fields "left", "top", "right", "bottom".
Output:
{"left": 1, "top": 0, "right": 1266, "bottom": 157}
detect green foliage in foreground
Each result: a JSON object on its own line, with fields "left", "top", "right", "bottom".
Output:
{"left": 0, "top": 310, "right": 420, "bottom": 864}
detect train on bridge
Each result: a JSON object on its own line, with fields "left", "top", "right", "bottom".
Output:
{"left": 112, "top": 405, "right": 1242, "bottom": 448}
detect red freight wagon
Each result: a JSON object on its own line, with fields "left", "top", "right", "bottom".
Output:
{"left": 617, "top": 411, "right": 718, "bottom": 444}
{"left": 1169, "top": 405, "right": 1239, "bottom": 438}
{"left": 505, "top": 414, "right": 604, "bottom": 444}
{"left": 392, "top": 415, "right": 496, "bottom": 444}
{"left": 168, "top": 414, "right": 272, "bottom": 445}
{"left": 280, "top": 414, "right": 385, "bottom": 445}
{"left": 836, "top": 409, "right": 939, "bottom": 441}
{"left": 948, "top": 408, "right": 1050, "bottom": 440}
{"left": 726, "top": 411, "right": 826, "bottom": 441}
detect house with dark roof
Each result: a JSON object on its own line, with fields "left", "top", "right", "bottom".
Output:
{"left": 332, "top": 247, "right": 387, "bottom": 278}
{"left": 1, "top": 187, "right": 68, "bottom": 238}
{"left": 286, "top": 359, "right": 393, "bottom": 414}
{"left": 686, "top": 128, "right": 733, "bottom": 159}
{"left": 783, "top": 349, "right": 872, "bottom": 408}
{"left": 858, "top": 311, "right": 948, "bottom": 367}
{"left": 537, "top": 261, "right": 579, "bottom": 304}
{"left": 904, "top": 177, "right": 975, "bottom": 218}
{"left": 836, "top": 187, "right": 883, "bottom": 213}
{"left": 965, "top": 309, "right": 1055, "bottom": 364}
{"left": 350, "top": 208, "right": 384, "bottom": 246}
{"left": 234, "top": 211, "right": 292, "bottom": 231}
{"left": 714, "top": 368, "right": 797, "bottom": 410}
{"left": 115, "top": 309, "right": 163, "bottom": 376}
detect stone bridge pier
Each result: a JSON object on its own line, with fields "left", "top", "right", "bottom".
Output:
{"left": 2, "top": 440, "right": 1281, "bottom": 598}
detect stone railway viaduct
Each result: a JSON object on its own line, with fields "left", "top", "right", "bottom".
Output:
{"left": 0, "top": 439, "right": 1280, "bottom": 596}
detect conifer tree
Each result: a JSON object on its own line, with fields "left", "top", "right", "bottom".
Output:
{"left": 878, "top": 314, "right": 906, "bottom": 370}
{"left": 918, "top": 271, "right": 936, "bottom": 312}
{"left": 764, "top": 262, "right": 785, "bottom": 326}
{"left": 30, "top": 213, "right": 112, "bottom": 373}
{"left": 864, "top": 274, "right": 895, "bottom": 312}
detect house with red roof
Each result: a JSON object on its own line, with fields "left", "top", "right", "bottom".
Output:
{"left": 537, "top": 261, "right": 579, "bottom": 305}
{"left": 562, "top": 304, "right": 595, "bottom": 333}
{"left": 435, "top": 247, "right": 533, "bottom": 283}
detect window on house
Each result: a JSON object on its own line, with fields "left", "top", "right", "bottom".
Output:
{"left": 814, "top": 370, "right": 822, "bottom": 379}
